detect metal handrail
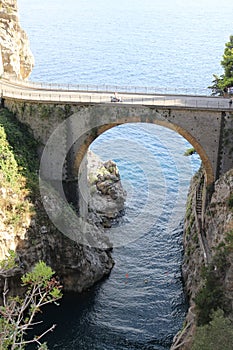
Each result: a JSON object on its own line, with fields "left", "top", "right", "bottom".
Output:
{"left": 0, "top": 89, "right": 231, "bottom": 111}
{"left": 1, "top": 77, "right": 232, "bottom": 111}
{"left": 2, "top": 76, "right": 210, "bottom": 96}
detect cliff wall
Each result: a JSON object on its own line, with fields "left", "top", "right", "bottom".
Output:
{"left": 0, "top": 108, "right": 121, "bottom": 293}
{"left": 0, "top": 0, "right": 34, "bottom": 79}
{"left": 0, "top": 0, "right": 126, "bottom": 294}
{"left": 171, "top": 167, "right": 233, "bottom": 349}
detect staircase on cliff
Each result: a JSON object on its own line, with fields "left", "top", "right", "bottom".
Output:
{"left": 195, "top": 177, "right": 210, "bottom": 265}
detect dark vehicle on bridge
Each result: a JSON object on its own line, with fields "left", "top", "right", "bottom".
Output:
{"left": 111, "top": 93, "right": 122, "bottom": 102}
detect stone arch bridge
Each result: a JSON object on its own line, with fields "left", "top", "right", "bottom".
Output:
{"left": 1, "top": 78, "right": 233, "bottom": 209}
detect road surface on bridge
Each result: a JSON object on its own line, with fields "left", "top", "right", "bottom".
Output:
{"left": 0, "top": 78, "right": 232, "bottom": 111}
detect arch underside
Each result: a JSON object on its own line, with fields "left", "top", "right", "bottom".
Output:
{"left": 74, "top": 116, "right": 214, "bottom": 186}
{"left": 75, "top": 119, "right": 214, "bottom": 185}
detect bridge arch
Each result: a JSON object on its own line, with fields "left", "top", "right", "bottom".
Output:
{"left": 3, "top": 98, "right": 220, "bottom": 186}
{"left": 72, "top": 108, "right": 214, "bottom": 186}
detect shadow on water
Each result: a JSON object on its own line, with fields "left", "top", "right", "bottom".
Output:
{"left": 26, "top": 221, "right": 188, "bottom": 350}
{"left": 26, "top": 288, "right": 177, "bottom": 350}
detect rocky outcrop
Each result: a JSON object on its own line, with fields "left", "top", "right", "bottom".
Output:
{"left": 171, "top": 168, "right": 233, "bottom": 349}
{"left": 87, "top": 150, "right": 126, "bottom": 227}
{"left": 0, "top": 193, "right": 114, "bottom": 294}
{"left": 182, "top": 167, "right": 233, "bottom": 313}
{"left": 0, "top": 0, "right": 124, "bottom": 298}
{"left": 0, "top": 0, "right": 34, "bottom": 79}
{"left": 0, "top": 179, "right": 114, "bottom": 295}
{"left": 0, "top": 108, "right": 118, "bottom": 295}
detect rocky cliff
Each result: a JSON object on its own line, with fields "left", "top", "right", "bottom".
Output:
{"left": 0, "top": 108, "right": 126, "bottom": 294}
{"left": 87, "top": 150, "right": 126, "bottom": 227}
{"left": 0, "top": 0, "right": 34, "bottom": 79}
{"left": 0, "top": 0, "right": 126, "bottom": 294}
{"left": 171, "top": 168, "right": 233, "bottom": 349}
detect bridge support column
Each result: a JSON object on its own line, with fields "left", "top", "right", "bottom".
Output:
{"left": 77, "top": 153, "right": 89, "bottom": 220}
{"left": 64, "top": 118, "right": 89, "bottom": 219}
{"left": 62, "top": 179, "right": 79, "bottom": 211}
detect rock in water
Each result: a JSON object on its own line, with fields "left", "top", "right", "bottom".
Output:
{"left": 87, "top": 150, "right": 127, "bottom": 227}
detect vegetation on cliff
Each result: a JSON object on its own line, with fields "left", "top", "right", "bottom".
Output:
{"left": 0, "top": 107, "right": 39, "bottom": 259}
{"left": 194, "top": 240, "right": 232, "bottom": 325}
{"left": 0, "top": 117, "right": 63, "bottom": 348}
{"left": 209, "top": 35, "right": 233, "bottom": 95}
{"left": 194, "top": 170, "right": 233, "bottom": 326}
{"left": 0, "top": 106, "right": 114, "bottom": 294}
{"left": 180, "top": 167, "right": 233, "bottom": 349}
{"left": 191, "top": 309, "right": 233, "bottom": 350}
{"left": 0, "top": 255, "right": 62, "bottom": 350}
{"left": 0, "top": 109, "right": 58, "bottom": 347}
{"left": 0, "top": 108, "right": 39, "bottom": 193}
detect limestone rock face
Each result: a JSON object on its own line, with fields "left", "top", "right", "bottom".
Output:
{"left": 0, "top": 177, "right": 115, "bottom": 294}
{"left": 182, "top": 169, "right": 233, "bottom": 303}
{"left": 0, "top": 185, "right": 31, "bottom": 262}
{"left": 0, "top": 0, "right": 34, "bottom": 79}
{"left": 204, "top": 169, "right": 233, "bottom": 311}
{"left": 205, "top": 170, "right": 233, "bottom": 250}
{"left": 0, "top": 108, "right": 116, "bottom": 294}
{"left": 87, "top": 151, "right": 127, "bottom": 227}
{"left": 171, "top": 168, "right": 233, "bottom": 349}
{"left": 0, "top": 151, "right": 115, "bottom": 293}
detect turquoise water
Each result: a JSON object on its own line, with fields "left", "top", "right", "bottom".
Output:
{"left": 17, "top": 0, "right": 232, "bottom": 349}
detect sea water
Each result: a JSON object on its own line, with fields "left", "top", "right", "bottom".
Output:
{"left": 17, "top": 0, "right": 232, "bottom": 348}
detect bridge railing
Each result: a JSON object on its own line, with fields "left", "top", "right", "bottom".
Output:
{"left": 3, "top": 76, "right": 210, "bottom": 96}
{"left": 1, "top": 85, "right": 231, "bottom": 110}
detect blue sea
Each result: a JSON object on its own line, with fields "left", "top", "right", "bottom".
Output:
{"left": 17, "top": 0, "right": 233, "bottom": 349}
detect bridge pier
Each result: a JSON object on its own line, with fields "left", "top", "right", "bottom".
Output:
{"left": 38, "top": 114, "right": 86, "bottom": 217}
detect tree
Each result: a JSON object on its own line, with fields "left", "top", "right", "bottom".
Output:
{"left": 194, "top": 250, "right": 228, "bottom": 326}
{"left": 191, "top": 309, "right": 233, "bottom": 350}
{"left": 0, "top": 258, "right": 62, "bottom": 349}
{"left": 209, "top": 35, "right": 233, "bottom": 95}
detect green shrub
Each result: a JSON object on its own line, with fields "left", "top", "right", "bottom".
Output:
{"left": 191, "top": 309, "right": 233, "bottom": 350}
{"left": 209, "top": 35, "right": 233, "bottom": 95}
{"left": 0, "top": 260, "right": 62, "bottom": 350}
{"left": 184, "top": 147, "right": 196, "bottom": 156}
{"left": 195, "top": 250, "right": 228, "bottom": 325}
{"left": 0, "top": 108, "right": 39, "bottom": 196}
